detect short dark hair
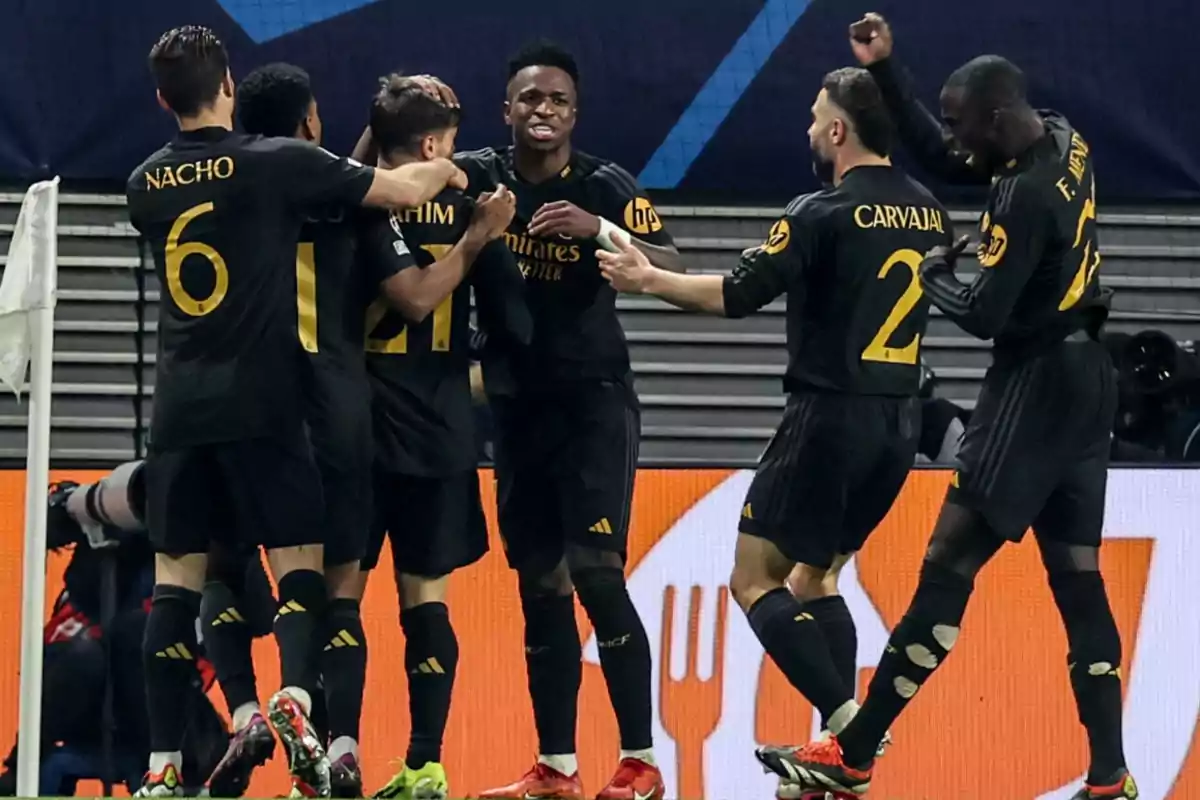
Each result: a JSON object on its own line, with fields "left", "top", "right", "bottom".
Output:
{"left": 370, "top": 74, "right": 462, "bottom": 158}
{"left": 821, "top": 67, "right": 893, "bottom": 158}
{"left": 945, "top": 55, "right": 1027, "bottom": 110}
{"left": 507, "top": 40, "right": 579, "bottom": 87}
{"left": 237, "top": 63, "right": 314, "bottom": 138}
{"left": 148, "top": 25, "right": 229, "bottom": 117}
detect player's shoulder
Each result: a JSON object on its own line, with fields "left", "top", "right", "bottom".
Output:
{"left": 579, "top": 152, "right": 641, "bottom": 195}
{"left": 993, "top": 166, "right": 1052, "bottom": 217}
{"left": 1002, "top": 111, "right": 1084, "bottom": 201}
{"left": 126, "top": 143, "right": 174, "bottom": 193}
{"left": 782, "top": 189, "right": 838, "bottom": 223}
{"left": 454, "top": 147, "right": 505, "bottom": 193}
{"left": 454, "top": 146, "right": 504, "bottom": 167}
{"left": 454, "top": 146, "right": 504, "bottom": 175}
{"left": 896, "top": 170, "right": 946, "bottom": 209}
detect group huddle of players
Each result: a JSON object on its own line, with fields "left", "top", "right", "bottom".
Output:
{"left": 117, "top": 10, "right": 1136, "bottom": 800}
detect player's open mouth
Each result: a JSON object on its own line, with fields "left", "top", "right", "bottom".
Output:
{"left": 528, "top": 124, "right": 556, "bottom": 140}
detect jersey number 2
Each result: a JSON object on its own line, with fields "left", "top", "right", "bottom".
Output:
{"left": 861, "top": 248, "right": 924, "bottom": 366}
{"left": 364, "top": 244, "right": 454, "bottom": 354}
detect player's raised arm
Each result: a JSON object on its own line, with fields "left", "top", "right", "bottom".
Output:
{"left": 366, "top": 186, "right": 517, "bottom": 323}
{"left": 919, "top": 176, "right": 1046, "bottom": 339}
{"left": 850, "top": 13, "right": 985, "bottom": 185}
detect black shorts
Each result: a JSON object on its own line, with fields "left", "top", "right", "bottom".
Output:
{"left": 362, "top": 469, "right": 488, "bottom": 577}
{"left": 305, "top": 363, "right": 373, "bottom": 567}
{"left": 308, "top": 410, "right": 372, "bottom": 567}
{"left": 145, "top": 434, "right": 324, "bottom": 556}
{"left": 738, "top": 391, "right": 919, "bottom": 569}
{"left": 491, "top": 379, "right": 640, "bottom": 573}
{"left": 948, "top": 338, "right": 1116, "bottom": 545}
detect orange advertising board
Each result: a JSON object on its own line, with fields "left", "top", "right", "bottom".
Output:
{"left": 0, "top": 468, "right": 1198, "bottom": 799}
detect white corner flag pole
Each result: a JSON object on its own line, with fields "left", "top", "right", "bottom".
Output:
{"left": 9, "top": 177, "right": 60, "bottom": 800}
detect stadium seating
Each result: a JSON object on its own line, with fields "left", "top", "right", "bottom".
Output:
{"left": 1, "top": 190, "right": 1198, "bottom": 466}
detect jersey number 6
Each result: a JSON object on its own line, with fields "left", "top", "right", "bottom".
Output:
{"left": 165, "top": 202, "right": 228, "bottom": 317}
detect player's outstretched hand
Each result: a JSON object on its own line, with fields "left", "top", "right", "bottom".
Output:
{"left": 849, "top": 12, "right": 893, "bottom": 65}
{"left": 528, "top": 200, "right": 601, "bottom": 239}
{"left": 597, "top": 232, "right": 654, "bottom": 293}
{"left": 471, "top": 184, "right": 517, "bottom": 240}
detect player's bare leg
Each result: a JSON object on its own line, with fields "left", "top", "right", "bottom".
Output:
{"left": 373, "top": 574, "right": 456, "bottom": 800}
{"left": 137, "top": 553, "right": 208, "bottom": 797}
{"left": 265, "top": 545, "right": 331, "bottom": 798}
{"left": 321, "top": 561, "right": 368, "bottom": 798}
{"left": 476, "top": 559, "right": 584, "bottom": 800}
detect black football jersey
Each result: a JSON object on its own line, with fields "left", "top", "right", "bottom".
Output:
{"left": 359, "top": 188, "right": 528, "bottom": 476}
{"left": 454, "top": 146, "right": 674, "bottom": 387}
{"left": 722, "top": 165, "right": 951, "bottom": 396}
{"left": 295, "top": 207, "right": 380, "bottom": 457}
{"left": 865, "top": 59, "right": 1108, "bottom": 355}
{"left": 126, "top": 128, "right": 375, "bottom": 449}
{"left": 920, "top": 114, "right": 1108, "bottom": 355}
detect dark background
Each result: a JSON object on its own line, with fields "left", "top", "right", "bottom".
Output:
{"left": 5, "top": 0, "right": 1194, "bottom": 204}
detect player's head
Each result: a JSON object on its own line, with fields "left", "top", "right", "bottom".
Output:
{"left": 148, "top": 25, "right": 234, "bottom": 123}
{"left": 505, "top": 40, "right": 578, "bottom": 153}
{"left": 370, "top": 74, "right": 461, "bottom": 163}
{"left": 940, "top": 55, "right": 1030, "bottom": 171}
{"left": 808, "top": 67, "right": 893, "bottom": 185}
{"left": 236, "top": 63, "right": 322, "bottom": 143}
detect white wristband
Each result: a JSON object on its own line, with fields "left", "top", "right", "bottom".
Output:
{"left": 595, "top": 216, "right": 623, "bottom": 252}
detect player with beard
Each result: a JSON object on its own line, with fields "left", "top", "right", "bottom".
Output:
{"left": 751, "top": 14, "right": 1134, "bottom": 800}
{"left": 127, "top": 29, "right": 465, "bottom": 796}
{"left": 597, "top": 67, "right": 947, "bottom": 800}
{"left": 453, "top": 41, "right": 680, "bottom": 800}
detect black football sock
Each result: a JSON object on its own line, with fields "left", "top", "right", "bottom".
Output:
{"left": 519, "top": 590, "right": 582, "bottom": 756}
{"left": 273, "top": 569, "right": 328, "bottom": 700}
{"left": 1048, "top": 571, "right": 1128, "bottom": 783}
{"left": 746, "top": 588, "right": 857, "bottom": 732}
{"left": 321, "top": 598, "right": 368, "bottom": 746}
{"left": 200, "top": 580, "right": 259, "bottom": 716}
{"left": 309, "top": 678, "right": 330, "bottom": 745}
{"left": 401, "top": 602, "right": 459, "bottom": 769}
{"left": 838, "top": 560, "right": 973, "bottom": 767}
{"left": 143, "top": 584, "right": 203, "bottom": 753}
{"left": 804, "top": 595, "right": 859, "bottom": 713}
{"left": 574, "top": 568, "right": 653, "bottom": 751}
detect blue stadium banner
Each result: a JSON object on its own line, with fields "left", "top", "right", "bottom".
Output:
{"left": 5, "top": 0, "right": 1198, "bottom": 202}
